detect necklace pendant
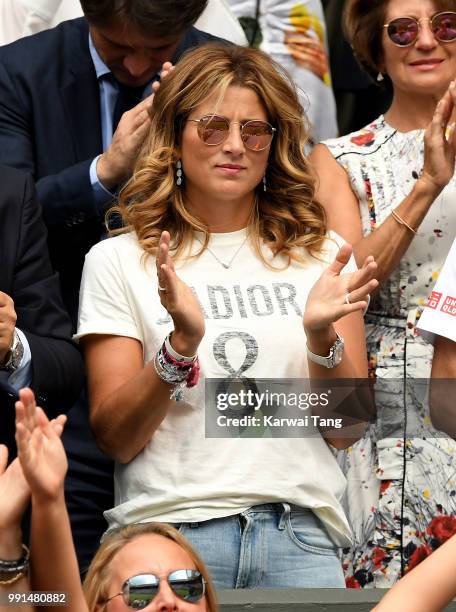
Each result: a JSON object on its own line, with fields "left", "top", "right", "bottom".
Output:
{"left": 222, "top": 263, "right": 230, "bottom": 269}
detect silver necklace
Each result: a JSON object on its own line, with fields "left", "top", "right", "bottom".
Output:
{"left": 195, "top": 235, "right": 248, "bottom": 269}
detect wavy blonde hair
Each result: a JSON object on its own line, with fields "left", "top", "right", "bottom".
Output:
{"left": 110, "top": 43, "right": 327, "bottom": 266}
{"left": 83, "top": 522, "right": 218, "bottom": 611}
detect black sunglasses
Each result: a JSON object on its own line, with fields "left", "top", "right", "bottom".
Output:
{"left": 384, "top": 11, "right": 456, "bottom": 47}
{"left": 105, "top": 570, "right": 206, "bottom": 609}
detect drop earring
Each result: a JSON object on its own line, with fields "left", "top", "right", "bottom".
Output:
{"left": 377, "top": 72, "right": 384, "bottom": 82}
{"left": 176, "top": 160, "right": 183, "bottom": 186}
{"left": 263, "top": 175, "right": 267, "bottom": 192}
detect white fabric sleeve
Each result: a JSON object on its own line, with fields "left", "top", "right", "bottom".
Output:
{"left": 75, "top": 243, "right": 142, "bottom": 343}
{"left": 196, "top": 0, "right": 248, "bottom": 45}
{"left": 418, "top": 239, "right": 456, "bottom": 344}
{"left": 0, "top": 0, "right": 27, "bottom": 45}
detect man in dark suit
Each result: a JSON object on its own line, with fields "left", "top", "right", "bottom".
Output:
{"left": 0, "top": 0, "right": 221, "bottom": 573}
{"left": 0, "top": 165, "right": 84, "bottom": 455}
{"left": 0, "top": 0, "right": 215, "bottom": 323}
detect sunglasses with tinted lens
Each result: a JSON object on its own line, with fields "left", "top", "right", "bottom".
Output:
{"left": 188, "top": 115, "right": 276, "bottom": 151}
{"left": 384, "top": 11, "right": 456, "bottom": 47}
{"left": 106, "top": 570, "right": 206, "bottom": 609}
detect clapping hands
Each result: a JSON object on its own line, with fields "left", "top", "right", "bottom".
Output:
{"left": 421, "top": 80, "right": 456, "bottom": 194}
{"left": 156, "top": 231, "right": 205, "bottom": 357}
{"left": 15, "top": 388, "right": 67, "bottom": 504}
{"left": 304, "top": 243, "right": 378, "bottom": 333}
{"left": 0, "top": 388, "right": 67, "bottom": 547}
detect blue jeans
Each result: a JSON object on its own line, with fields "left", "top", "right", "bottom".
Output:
{"left": 177, "top": 504, "right": 345, "bottom": 589}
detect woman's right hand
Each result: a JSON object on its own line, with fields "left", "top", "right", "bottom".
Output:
{"left": 15, "top": 388, "right": 67, "bottom": 504}
{"left": 421, "top": 81, "right": 456, "bottom": 193}
{"left": 156, "top": 231, "right": 205, "bottom": 356}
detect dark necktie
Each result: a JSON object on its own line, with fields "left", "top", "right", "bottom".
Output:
{"left": 112, "top": 82, "right": 145, "bottom": 132}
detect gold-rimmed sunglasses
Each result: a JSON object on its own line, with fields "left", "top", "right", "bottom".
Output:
{"left": 187, "top": 114, "right": 276, "bottom": 151}
{"left": 384, "top": 11, "right": 456, "bottom": 47}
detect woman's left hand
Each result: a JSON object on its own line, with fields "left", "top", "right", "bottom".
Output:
{"left": 303, "top": 243, "right": 378, "bottom": 333}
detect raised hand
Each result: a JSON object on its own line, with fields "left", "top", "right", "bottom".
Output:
{"left": 15, "top": 388, "right": 67, "bottom": 504}
{"left": 420, "top": 80, "right": 456, "bottom": 193}
{"left": 156, "top": 231, "right": 205, "bottom": 357}
{"left": 97, "top": 61, "right": 175, "bottom": 189}
{"left": 0, "top": 446, "right": 29, "bottom": 535}
{"left": 303, "top": 243, "right": 378, "bottom": 333}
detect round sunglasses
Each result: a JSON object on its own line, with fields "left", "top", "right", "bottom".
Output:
{"left": 105, "top": 570, "right": 206, "bottom": 609}
{"left": 384, "top": 11, "right": 456, "bottom": 47}
{"left": 187, "top": 114, "right": 276, "bottom": 151}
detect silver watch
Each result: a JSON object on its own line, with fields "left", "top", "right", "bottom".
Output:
{"left": 306, "top": 332, "right": 344, "bottom": 369}
{"left": 0, "top": 330, "right": 24, "bottom": 372}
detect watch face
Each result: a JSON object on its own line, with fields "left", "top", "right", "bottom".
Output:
{"left": 8, "top": 332, "right": 24, "bottom": 371}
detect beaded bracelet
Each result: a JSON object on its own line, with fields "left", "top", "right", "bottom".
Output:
{"left": 0, "top": 544, "right": 29, "bottom": 586}
{"left": 153, "top": 334, "right": 200, "bottom": 401}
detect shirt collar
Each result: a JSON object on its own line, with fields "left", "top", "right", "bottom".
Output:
{"left": 89, "top": 33, "right": 111, "bottom": 80}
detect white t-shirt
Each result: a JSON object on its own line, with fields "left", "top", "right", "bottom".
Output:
{"left": 76, "top": 229, "right": 354, "bottom": 546}
{"left": 418, "top": 238, "right": 456, "bottom": 344}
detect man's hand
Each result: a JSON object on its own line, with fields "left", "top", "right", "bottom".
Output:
{"left": 0, "top": 292, "right": 16, "bottom": 365}
{"left": 96, "top": 61, "right": 175, "bottom": 190}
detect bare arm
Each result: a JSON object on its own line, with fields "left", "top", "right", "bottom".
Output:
{"left": 0, "top": 446, "right": 32, "bottom": 612}
{"left": 303, "top": 244, "right": 378, "bottom": 448}
{"left": 15, "top": 389, "right": 88, "bottom": 612}
{"left": 429, "top": 335, "right": 456, "bottom": 436}
{"left": 84, "top": 335, "right": 178, "bottom": 464}
{"left": 85, "top": 231, "right": 205, "bottom": 464}
{"left": 311, "top": 85, "right": 456, "bottom": 287}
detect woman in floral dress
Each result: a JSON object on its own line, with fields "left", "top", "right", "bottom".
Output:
{"left": 311, "top": 0, "right": 456, "bottom": 588}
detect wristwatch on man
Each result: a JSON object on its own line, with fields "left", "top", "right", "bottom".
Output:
{"left": 306, "top": 332, "right": 345, "bottom": 369}
{"left": 0, "top": 329, "right": 25, "bottom": 372}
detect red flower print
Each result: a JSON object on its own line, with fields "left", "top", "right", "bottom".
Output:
{"left": 372, "top": 547, "right": 387, "bottom": 568}
{"left": 407, "top": 544, "right": 432, "bottom": 571}
{"left": 380, "top": 481, "right": 391, "bottom": 495}
{"left": 372, "top": 546, "right": 386, "bottom": 567}
{"left": 351, "top": 131, "right": 375, "bottom": 147}
{"left": 346, "top": 576, "right": 361, "bottom": 589}
{"left": 427, "top": 515, "right": 456, "bottom": 545}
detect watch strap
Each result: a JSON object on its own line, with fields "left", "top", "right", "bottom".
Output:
{"left": 306, "top": 332, "right": 344, "bottom": 369}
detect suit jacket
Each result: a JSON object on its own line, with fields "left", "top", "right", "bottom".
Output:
{"left": 0, "top": 18, "right": 220, "bottom": 323}
{"left": 0, "top": 165, "right": 84, "bottom": 452}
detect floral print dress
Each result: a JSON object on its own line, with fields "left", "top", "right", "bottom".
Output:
{"left": 324, "top": 116, "right": 456, "bottom": 588}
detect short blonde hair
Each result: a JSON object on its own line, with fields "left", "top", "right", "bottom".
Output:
{"left": 110, "top": 43, "right": 327, "bottom": 267}
{"left": 83, "top": 522, "right": 218, "bottom": 611}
